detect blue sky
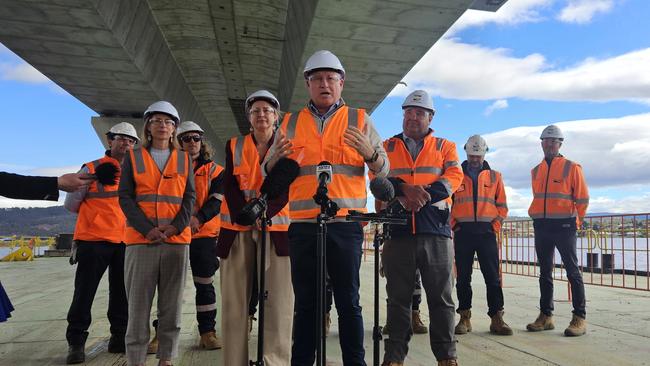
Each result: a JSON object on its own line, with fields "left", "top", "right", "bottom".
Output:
{"left": 1, "top": 0, "right": 650, "bottom": 215}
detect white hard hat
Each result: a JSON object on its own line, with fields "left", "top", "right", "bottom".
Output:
{"left": 402, "top": 90, "right": 435, "bottom": 115}
{"left": 303, "top": 50, "right": 345, "bottom": 79}
{"left": 540, "top": 125, "right": 564, "bottom": 141}
{"left": 176, "top": 121, "right": 204, "bottom": 137}
{"left": 107, "top": 122, "right": 140, "bottom": 142}
{"left": 143, "top": 101, "right": 179, "bottom": 124}
{"left": 464, "top": 135, "right": 488, "bottom": 156}
{"left": 245, "top": 90, "right": 280, "bottom": 113}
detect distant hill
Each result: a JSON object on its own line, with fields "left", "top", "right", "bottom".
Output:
{"left": 0, "top": 206, "right": 77, "bottom": 237}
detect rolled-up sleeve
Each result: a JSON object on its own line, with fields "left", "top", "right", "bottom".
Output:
{"left": 364, "top": 113, "right": 389, "bottom": 177}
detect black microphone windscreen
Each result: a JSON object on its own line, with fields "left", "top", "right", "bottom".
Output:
{"left": 260, "top": 158, "right": 300, "bottom": 200}
{"left": 369, "top": 177, "right": 395, "bottom": 202}
{"left": 94, "top": 162, "right": 119, "bottom": 186}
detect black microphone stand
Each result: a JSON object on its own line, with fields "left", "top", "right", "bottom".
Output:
{"left": 346, "top": 209, "right": 407, "bottom": 366}
{"left": 250, "top": 199, "right": 269, "bottom": 366}
{"left": 313, "top": 184, "right": 339, "bottom": 366}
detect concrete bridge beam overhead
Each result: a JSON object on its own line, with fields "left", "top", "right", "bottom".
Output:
{"left": 281, "top": 0, "right": 476, "bottom": 113}
{"left": 0, "top": 0, "right": 507, "bottom": 163}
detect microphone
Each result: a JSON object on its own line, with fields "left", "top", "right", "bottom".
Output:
{"left": 316, "top": 161, "right": 332, "bottom": 188}
{"left": 236, "top": 158, "right": 300, "bottom": 226}
{"left": 369, "top": 176, "right": 394, "bottom": 202}
{"left": 369, "top": 177, "right": 404, "bottom": 214}
{"left": 93, "top": 162, "right": 120, "bottom": 185}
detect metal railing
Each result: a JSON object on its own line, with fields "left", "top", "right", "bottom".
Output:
{"left": 500, "top": 214, "right": 650, "bottom": 291}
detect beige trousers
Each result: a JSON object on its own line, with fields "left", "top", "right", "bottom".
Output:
{"left": 220, "top": 230, "right": 294, "bottom": 366}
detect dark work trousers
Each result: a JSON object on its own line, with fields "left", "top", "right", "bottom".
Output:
{"left": 289, "top": 222, "right": 366, "bottom": 366}
{"left": 534, "top": 227, "right": 586, "bottom": 318}
{"left": 383, "top": 234, "right": 456, "bottom": 363}
{"left": 189, "top": 237, "right": 219, "bottom": 334}
{"left": 385, "top": 271, "right": 421, "bottom": 311}
{"left": 66, "top": 241, "right": 128, "bottom": 346}
{"left": 454, "top": 230, "right": 504, "bottom": 317}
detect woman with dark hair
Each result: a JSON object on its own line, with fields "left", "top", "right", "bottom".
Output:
{"left": 118, "top": 101, "right": 195, "bottom": 366}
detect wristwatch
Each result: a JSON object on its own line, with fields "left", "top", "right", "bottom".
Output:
{"left": 364, "top": 150, "right": 379, "bottom": 163}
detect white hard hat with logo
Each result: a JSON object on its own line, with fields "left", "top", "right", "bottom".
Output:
{"left": 540, "top": 125, "right": 564, "bottom": 141}
{"left": 464, "top": 135, "right": 488, "bottom": 156}
{"left": 245, "top": 90, "right": 280, "bottom": 114}
{"left": 107, "top": 122, "right": 140, "bottom": 142}
{"left": 176, "top": 121, "right": 204, "bottom": 137}
{"left": 402, "top": 90, "right": 435, "bottom": 115}
{"left": 303, "top": 50, "right": 345, "bottom": 79}
{"left": 143, "top": 101, "right": 180, "bottom": 124}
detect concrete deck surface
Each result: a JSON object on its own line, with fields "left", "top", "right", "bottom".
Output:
{"left": 1, "top": 256, "right": 648, "bottom": 365}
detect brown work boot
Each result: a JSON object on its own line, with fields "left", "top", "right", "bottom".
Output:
{"left": 324, "top": 312, "right": 332, "bottom": 337}
{"left": 564, "top": 314, "right": 587, "bottom": 336}
{"left": 526, "top": 312, "right": 554, "bottom": 332}
{"left": 412, "top": 310, "right": 428, "bottom": 334}
{"left": 146, "top": 333, "right": 158, "bottom": 354}
{"left": 490, "top": 310, "right": 513, "bottom": 335}
{"left": 454, "top": 309, "right": 472, "bottom": 334}
{"left": 438, "top": 358, "right": 459, "bottom": 366}
{"left": 199, "top": 331, "right": 223, "bottom": 350}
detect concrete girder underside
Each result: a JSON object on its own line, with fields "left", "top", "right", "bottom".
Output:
{"left": 0, "top": 0, "right": 505, "bottom": 163}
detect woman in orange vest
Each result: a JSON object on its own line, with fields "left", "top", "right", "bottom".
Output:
{"left": 218, "top": 90, "right": 293, "bottom": 366}
{"left": 118, "top": 101, "right": 195, "bottom": 366}
{"left": 147, "top": 121, "right": 225, "bottom": 354}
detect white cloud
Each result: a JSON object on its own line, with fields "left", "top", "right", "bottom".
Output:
{"left": 483, "top": 113, "right": 650, "bottom": 193}
{"left": 390, "top": 38, "right": 650, "bottom": 104}
{"left": 484, "top": 99, "right": 509, "bottom": 116}
{"left": 557, "top": 0, "right": 614, "bottom": 24}
{"left": 449, "top": 0, "right": 552, "bottom": 35}
{"left": 0, "top": 62, "right": 50, "bottom": 83}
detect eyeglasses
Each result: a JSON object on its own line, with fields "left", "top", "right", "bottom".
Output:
{"left": 307, "top": 74, "right": 342, "bottom": 85}
{"left": 114, "top": 135, "right": 137, "bottom": 145}
{"left": 150, "top": 118, "right": 175, "bottom": 126}
{"left": 403, "top": 107, "right": 430, "bottom": 119}
{"left": 181, "top": 135, "right": 202, "bottom": 143}
{"left": 249, "top": 107, "right": 276, "bottom": 116}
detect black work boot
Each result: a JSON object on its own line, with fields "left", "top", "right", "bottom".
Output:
{"left": 66, "top": 344, "right": 85, "bottom": 364}
{"left": 108, "top": 334, "right": 126, "bottom": 353}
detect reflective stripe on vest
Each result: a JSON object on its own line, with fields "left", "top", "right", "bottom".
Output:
{"left": 123, "top": 148, "right": 191, "bottom": 244}
{"left": 384, "top": 134, "right": 461, "bottom": 233}
{"left": 73, "top": 156, "right": 125, "bottom": 243}
{"left": 451, "top": 168, "right": 508, "bottom": 232}
{"left": 281, "top": 106, "right": 368, "bottom": 219}
{"left": 528, "top": 156, "right": 589, "bottom": 221}
{"left": 194, "top": 161, "right": 224, "bottom": 238}
{"left": 221, "top": 134, "right": 290, "bottom": 231}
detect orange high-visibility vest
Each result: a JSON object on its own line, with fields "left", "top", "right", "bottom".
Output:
{"left": 221, "top": 134, "right": 290, "bottom": 231}
{"left": 383, "top": 134, "right": 463, "bottom": 233}
{"left": 73, "top": 155, "right": 125, "bottom": 243}
{"left": 451, "top": 168, "right": 508, "bottom": 233}
{"left": 280, "top": 106, "right": 367, "bottom": 219}
{"left": 123, "top": 148, "right": 192, "bottom": 244}
{"left": 528, "top": 155, "right": 589, "bottom": 226}
{"left": 193, "top": 161, "right": 224, "bottom": 238}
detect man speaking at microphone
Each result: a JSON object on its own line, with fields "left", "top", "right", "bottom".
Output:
{"left": 379, "top": 90, "right": 463, "bottom": 366}
{"left": 264, "top": 50, "right": 388, "bottom": 365}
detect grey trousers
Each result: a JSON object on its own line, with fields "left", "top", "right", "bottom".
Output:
{"left": 124, "top": 243, "right": 189, "bottom": 365}
{"left": 383, "top": 234, "right": 457, "bottom": 363}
